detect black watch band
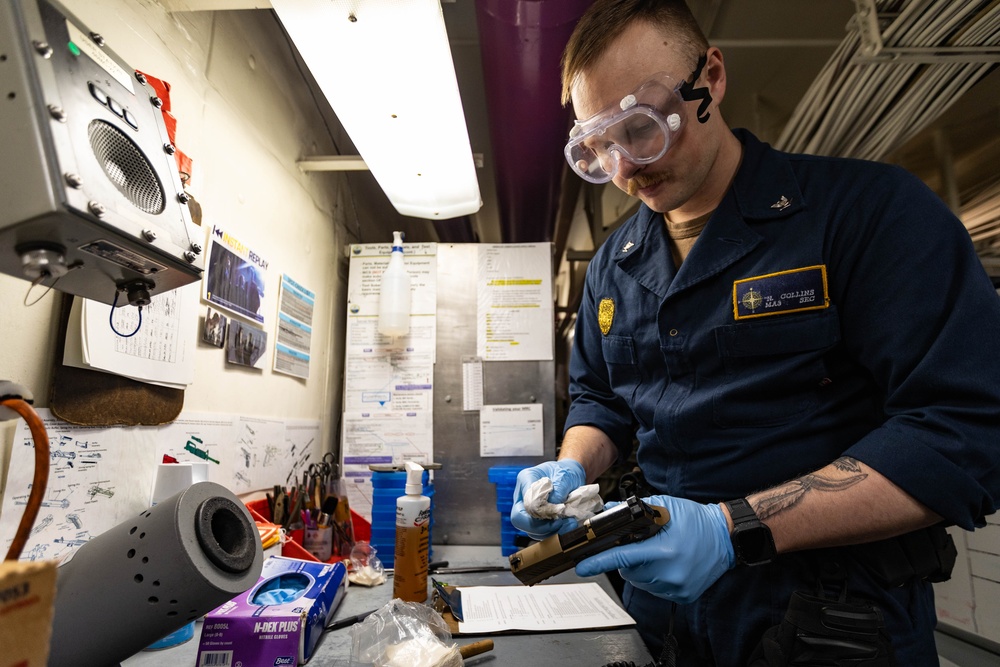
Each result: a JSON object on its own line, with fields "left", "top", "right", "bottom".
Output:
{"left": 724, "top": 498, "right": 776, "bottom": 566}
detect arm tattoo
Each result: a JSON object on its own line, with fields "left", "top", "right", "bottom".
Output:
{"left": 754, "top": 457, "right": 867, "bottom": 522}
{"left": 833, "top": 457, "right": 863, "bottom": 473}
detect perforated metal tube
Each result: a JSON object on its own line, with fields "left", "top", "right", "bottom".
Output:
{"left": 48, "top": 481, "right": 263, "bottom": 667}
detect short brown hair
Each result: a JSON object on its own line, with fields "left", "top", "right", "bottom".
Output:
{"left": 561, "top": 0, "right": 709, "bottom": 105}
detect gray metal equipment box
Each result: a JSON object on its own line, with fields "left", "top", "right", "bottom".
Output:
{"left": 0, "top": 0, "right": 203, "bottom": 306}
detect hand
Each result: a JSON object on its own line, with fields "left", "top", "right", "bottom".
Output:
{"left": 576, "top": 495, "right": 735, "bottom": 604}
{"left": 510, "top": 460, "right": 587, "bottom": 540}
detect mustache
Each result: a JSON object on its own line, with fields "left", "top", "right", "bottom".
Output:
{"left": 626, "top": 172, "right": 664, "bottom": 197}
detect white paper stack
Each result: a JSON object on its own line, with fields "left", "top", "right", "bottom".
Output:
{"left": 62, "top": 283, "right": 198, "bottom": 388}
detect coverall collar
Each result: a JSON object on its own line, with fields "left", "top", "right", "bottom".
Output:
{"left": 613, "top": 129, "right": 805, "bottom": 299}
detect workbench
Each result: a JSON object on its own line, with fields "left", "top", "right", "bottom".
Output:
{"left": 121, "top": 544, "right": 653, "bottom": 667}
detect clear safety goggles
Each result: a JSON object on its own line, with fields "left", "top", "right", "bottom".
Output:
{"left": 564, "top": 57, "right": 711, "bottom": 184}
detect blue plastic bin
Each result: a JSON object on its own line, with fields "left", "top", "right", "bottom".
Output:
{"left": 368, "top": 469, "right": 434, "bottom": 568}
{"left": 488, "top": 465, "right": 532, "bottom": 556}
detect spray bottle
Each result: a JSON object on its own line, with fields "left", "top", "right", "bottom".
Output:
{"left": 378, "top": 231, "right": 412, "bottom": 336}
{"left": 393, "top": 461, "right": 430, "bottom": 602}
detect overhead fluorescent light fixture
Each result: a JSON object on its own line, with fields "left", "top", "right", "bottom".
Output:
{"left": 272, "top": 0, "right": 482, "bottom": 220}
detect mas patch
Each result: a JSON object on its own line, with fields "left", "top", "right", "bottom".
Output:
{"left": 598, "top": 298, "right": 615, "bottom": 335}
{"left": 733, "top": 265, "right": 829, "bottom": 320}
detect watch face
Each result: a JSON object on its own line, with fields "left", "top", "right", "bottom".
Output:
{"left": 738, "top": 527, "right": 766, "bottom": 555}
{"left": 725, "top": 499, "right": 775, "bottom": 565}
{"left": 735, "top": 523, "right": 775, "bottom": 565}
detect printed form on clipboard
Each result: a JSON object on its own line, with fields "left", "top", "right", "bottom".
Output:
{"left": 455, "top": 583, "right": 635, "bottom": 634}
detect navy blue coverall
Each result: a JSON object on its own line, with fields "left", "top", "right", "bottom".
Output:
{"left": 564, "top": 129, "right": 1000, "bottom": 665}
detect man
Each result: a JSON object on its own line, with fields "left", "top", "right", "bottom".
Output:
{"left": 511, "top": 1, "right": 1000, "bottom": 665}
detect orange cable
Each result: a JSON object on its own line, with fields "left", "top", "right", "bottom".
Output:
{"left": 2, "top": 398, "right": 50, "bottom": 560}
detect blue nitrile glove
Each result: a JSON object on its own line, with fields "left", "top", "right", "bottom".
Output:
{"left": 576, "top": 495, "right": 735, "bottom": 604}
{"left": 510, "top": 459, "right": 587, "bottom": 540}
{"left": 251, "top": 574, "right": 309, "bottom": 606}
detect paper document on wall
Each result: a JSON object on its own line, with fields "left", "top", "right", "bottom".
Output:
{"left": 282, "top": 419, "right": 325, "bottom": 487}
{"left": 0, "top": 409, "right": 318, "bottom": 563}
{"left": 156, "top": 412, "right": 237, "bottom": 483}
{"left": 462, "top": 356, "right": 484, "bottom": 411}
{"left": 203, "top": 224, "right": 271, "bottom": 325}
{"left": 343, "top": 350, "right": 434, "bottom": 412}
{"left": 479, "top": 404, "right": 543, "bottom": 457}
{"left": 62, "top": 283, "right": 198, "bottom": 388}
{"left": 273, "top": 274, "right": 316, "bottom": 379}
{"left": 345, "top": 242, "right": 437, "bottom": 358}
{"left": 476, "top": 243, "right": 553, "bottom": 361}
{"left": 0, "top": 409, "right": 164, "bottom": 563}
{"left": 340, "top": 410, "right": 433, "bottom": 520}
{"left": 457, "top": 583, "right": 635, "bottom": 633}
{"left": 230, "top": 416, "right": 288, "bottom": 493}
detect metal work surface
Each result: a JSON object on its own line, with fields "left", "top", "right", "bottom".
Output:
{"left": 122, "top": 545, "right": 651, "bottom": 667}
{"left": 431, "top": 243, "right": 556, "bottom": 546}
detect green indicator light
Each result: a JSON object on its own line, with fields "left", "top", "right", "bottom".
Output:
{"left": 67, "top": 41, "right": 81, "bottom": 56}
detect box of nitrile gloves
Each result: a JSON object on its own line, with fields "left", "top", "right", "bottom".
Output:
{"left": 196, "top": 556, "right": 347, "bottom": 666}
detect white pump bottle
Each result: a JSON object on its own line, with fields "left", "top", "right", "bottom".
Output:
{"left": 377, "top": 231, "right": 411, "bottom": 336}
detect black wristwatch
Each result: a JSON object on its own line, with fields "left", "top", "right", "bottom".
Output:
{"left": 723, "top": 498, "right": 776, "bottom": 566}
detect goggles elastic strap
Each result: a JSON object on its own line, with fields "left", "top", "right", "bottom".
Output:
{"left": 678, "top": 54, "right": 712, "bottom": 124}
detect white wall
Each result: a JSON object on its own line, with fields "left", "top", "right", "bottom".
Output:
{"left": 0, "top": 1, "right": 361, "bottom": 506}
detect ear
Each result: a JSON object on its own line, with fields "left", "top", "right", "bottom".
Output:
{"left": 703, "top": 46, "right": 728, "bottom": 109}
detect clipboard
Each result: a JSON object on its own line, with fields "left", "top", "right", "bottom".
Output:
{"left": 431, "top": 580, "right": 636, "bottom": 636}
{"left": 430, "top": 579, "right": 464, "bottom": 634}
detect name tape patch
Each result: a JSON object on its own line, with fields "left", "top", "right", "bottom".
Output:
{"left": 733, "top": 265, "right": 829, "bottom": 320}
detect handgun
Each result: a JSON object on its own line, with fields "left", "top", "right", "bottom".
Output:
{"left": 508, "top": 495, "right": 670, "bottom": 586}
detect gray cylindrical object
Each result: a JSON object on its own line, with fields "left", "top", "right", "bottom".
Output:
{"left": 48, "top": 481, "right": 263, "bottom": 667}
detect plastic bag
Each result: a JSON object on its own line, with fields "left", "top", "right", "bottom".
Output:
{"left": 349, "top": 599, "right": 461, "bottom": 667}
{"left": 348, "top": 541, "right": 386, "bottom": 586}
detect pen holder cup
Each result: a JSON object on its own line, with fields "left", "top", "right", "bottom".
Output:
{"left": 304, "top": 526, "right": 334, "bottom": 561}
{"left": 244, "top": 499, "right": 371, "bottom": 564}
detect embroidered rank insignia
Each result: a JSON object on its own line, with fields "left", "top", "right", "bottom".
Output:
{"left": 598, "top": 298, "right": 615, "bottom": 335}
{"left": 733, "top": 265, "right": 829, "bottom": 320}
{"left": 770, "top": 195, "right": 791, "bottom": 210}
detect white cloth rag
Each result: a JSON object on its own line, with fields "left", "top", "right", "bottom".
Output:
{"left": 523, "top": 477, "right": 604, "bottom": 521}
{"left": 380, "top": 636, "right": 461, "bottom": 667}
{"left": 348, "top": 564, "right": 386, "bottom": 587}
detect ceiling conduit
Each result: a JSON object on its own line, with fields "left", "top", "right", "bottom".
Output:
{"left": 474, "top": 0, "right": 593, "bottom": 244}
{"left": 776, "top": 0, "right": 1000, "bottom": 256}
{"left": 777, "top": 0, "right": 1000, "bottom": 161}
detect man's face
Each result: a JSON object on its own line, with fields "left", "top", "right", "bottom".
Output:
{"left": 570, "top": 22, "right": 719, "bottom": 215}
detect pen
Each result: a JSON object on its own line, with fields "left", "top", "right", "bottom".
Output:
{"left": 326, "top": 609, "right": 376, "bottom": 631}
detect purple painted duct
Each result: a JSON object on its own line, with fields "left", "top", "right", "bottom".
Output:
{"left": 475, "top": 0, "right": 592, "bottom": 244}
{"left": 433, "top": 216, "right": 479, "bottom": 243}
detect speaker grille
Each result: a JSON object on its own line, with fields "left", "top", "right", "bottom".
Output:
{"left": 88, "top": 120, "right": 166, "bottom": 215}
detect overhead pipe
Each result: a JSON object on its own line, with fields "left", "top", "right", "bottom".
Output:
{"left": 433, "top": 215, "right": 479, "bottom": 243}
{"left": 475, "top": 0, "right": 593, "bottom": 244}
